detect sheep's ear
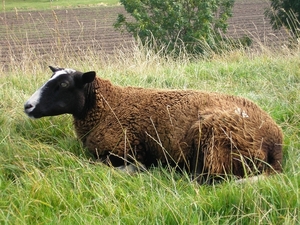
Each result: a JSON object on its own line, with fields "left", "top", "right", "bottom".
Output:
{"left": 49, "top": 66, "right": 60, "bottom": 72}
{"left": 82, "top": 71, "right": 96, "bottom": 84}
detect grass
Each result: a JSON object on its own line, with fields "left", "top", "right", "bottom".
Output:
{"left": 1, "top": 45, "right": 299, "bottom": 224}
{"left": 0, "top": 3, "right": 300, "bottom": 225}
{"left": 1, "top": 0, "right": 120, "bottom": 12}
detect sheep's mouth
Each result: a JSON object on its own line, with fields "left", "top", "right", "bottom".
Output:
{"left": 24, "top": 109, "right": 43, "bottom": 119}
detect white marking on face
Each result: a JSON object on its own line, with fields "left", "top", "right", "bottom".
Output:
{"left": 25, "top": 86, "right": 44, "bottom": 114}
{"left": 50, "top": 68, "right": 76, "bottom": 80}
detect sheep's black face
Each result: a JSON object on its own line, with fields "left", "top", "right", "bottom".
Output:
{"left": 24, "top": 66, "right": 96, "bottom": 118}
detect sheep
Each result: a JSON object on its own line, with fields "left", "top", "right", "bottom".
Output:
{"left": 24, "top": 66, "right": 283, "bottom": 183}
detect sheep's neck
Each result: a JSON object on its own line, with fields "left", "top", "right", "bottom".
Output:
{"left": 73, "top": 77, "right": 120, "bottom": 142}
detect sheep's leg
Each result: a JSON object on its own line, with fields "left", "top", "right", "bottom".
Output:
{"left": 189, "top": 113, "right": 261, "bottom": 183}
{"left": 185, "top": 120, "right": 213, "bottom": 184}
{"left": 235, "top": 174, "right": 267, "bottom": 184}
{"left": 116, "top": 163, "right": 147, "bottom": 174}
{"left": 191, "top": 109, "right": 283, "bottom": 183}
{"left": 86, "top": 126, "right": 148, "bottom": 169}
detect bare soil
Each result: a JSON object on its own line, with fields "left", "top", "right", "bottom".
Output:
{"left": 0, "top": 2, "right": 289, "bottom": 67}
{"left": 227, "top": 1, "right": 288, "bottom": 47}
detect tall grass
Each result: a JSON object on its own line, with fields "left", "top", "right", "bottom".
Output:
{"left": 0, "top": 6, "right": 299, "bottom": 225}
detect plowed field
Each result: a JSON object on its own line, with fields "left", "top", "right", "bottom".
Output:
{"left": 0, "top": 1, "right": 288, "bottom": 67}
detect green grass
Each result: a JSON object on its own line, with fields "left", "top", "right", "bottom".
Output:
{"left": 0, "top": 46, "right": 299, "bottom": 224}
{"left": 1, "top": 0, "right": 120, "bottom": 11}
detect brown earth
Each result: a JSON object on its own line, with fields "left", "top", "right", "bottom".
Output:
{"left": 0, "top": 2, "right": 289, "bottom": 68}
{"left": 227, "top": 1, "right": 288, "bottom": 47}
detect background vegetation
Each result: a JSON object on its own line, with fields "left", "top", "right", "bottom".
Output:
{"left": 265, "top": 0, "right": 300, "bottom": 38}
{"left": 115, "top": 0, "right": 236, "bottom": 55}
{"left": 0, "top": 1, "right": 299, "bottom": 224}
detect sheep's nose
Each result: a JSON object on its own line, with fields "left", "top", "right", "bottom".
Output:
{"left": 24, "top": 102, "right": 32, "bottom": 109}
{"left": 24, "top": 102, "right": 34, "bottom": 113}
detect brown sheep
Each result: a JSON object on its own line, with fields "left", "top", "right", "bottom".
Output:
{"left": 24, "top": 66, "right": 283, "bottom": 183}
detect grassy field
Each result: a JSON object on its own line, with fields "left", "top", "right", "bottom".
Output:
{"left": 1, "top": 0, "right": 119, "bottom": 11}
{"left": 0, "top": 42, "right": 299, "bottom": 224}
{"left": 0, "top": 2, "right": 300, "bottom": 225}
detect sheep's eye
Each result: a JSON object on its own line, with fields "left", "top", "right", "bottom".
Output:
{"left": 60, "top": 82, "right": 69, "bottom": 88}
